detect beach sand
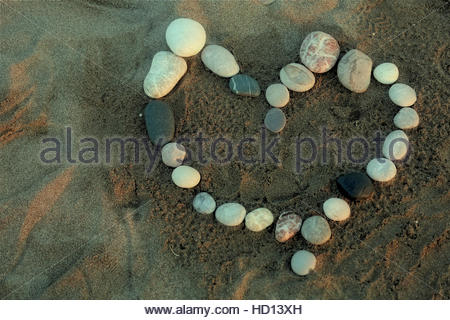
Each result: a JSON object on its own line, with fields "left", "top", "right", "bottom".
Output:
{"left": 0, "top": 0, "right": 449, "bottom": 299}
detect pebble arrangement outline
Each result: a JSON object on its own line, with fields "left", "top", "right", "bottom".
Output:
{"left": 142, "top": 17, "right": 420, "bottom": 276}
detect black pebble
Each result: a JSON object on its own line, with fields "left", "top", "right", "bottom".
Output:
{"left": 337, "top": 172, "right": 374, "bottom": 200}
{"left": 144, "top": 100, "right": 175, "bottom": 146}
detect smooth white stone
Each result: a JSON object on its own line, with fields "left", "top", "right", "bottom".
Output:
{"left": 291, "top": 250, "right": 316, "bottom": 276}
{"left": 245, "top": 208, "right": 274, "bottom": 232}
{"left": 161, "top": 142, "right": 186, "bottom": 167}
{"left": 301, "top": 216, "right": 331, "bottom": 245}
{"left": 323, "top": 198, "right": 350, "bottom": 221}
{"left": 366, "top": 158, "right": 397, "bottom": 182}
{"left": 373, "top": 62, "right": 399, "bottom": 84}
{"left": 171, "top": 165, "right": 200, "bottom": 188}
{"left": 389, "top": 83, "right": 417, "bottom": 107}
{"left": 265, "top": 83, "right": 290, "bottom": 108}
{"left": 201, "top": 45, "right": 239, "bottom": 77}
{"left": 280, "top": 63, "right": 315, "bottom": 92}
{"left": 193, "top": 192, "right": 216, "bottom": 214}
{"left": 143, "top": 51, "right": 187, "bottom": 99}
{"left": 337, "top": 49, "right": 372, "bottom": 93}
{"left": 382, "top": 130, "right": 409, "bottom": 161}
{"left": 215, "top": 203, "right": 246, "bottom": 226}
{"left": 394, "top": 107, "right": 420, "bottom": 129}
{"left": 165, "top": 18, "right": 206, "bottom": 57}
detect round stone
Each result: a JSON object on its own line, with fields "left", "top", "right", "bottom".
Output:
{"left": 394, "top": 107, "right": 420, "bottom": 129}
{"left": 201, "top": 45, "right": 239, "bottom": 78}
{"left": 373, "top": 62, "right": 399, "bottom": 84}
{"left": 336, "top": 172, "right": 375, "bottom": 200}
{"left": 389, "top": 83, "right": 417, "bottom": 107}
{"left": 280, "top": 63, "right": 315, "bottom": 92}
{"left": 275, "top": 211, "right": 302, "bottom": 243}
{"left": 366, "top": 158, "right": 397, "bottom": 182}
{"left": 171, "top": 165, "right": 201, "bottom": 188}
{"left": 323, "top": 198, "right": 350, "bottom": 221}
{"left": 301, "top": 216, "right": 331, "bottom": 245}
{"left": 382, "top": 130, "right": 409, "bottom": 161}
{"left": 299, "top": 31, "right": 340, "bottom": 73}
{"left": 245, "top": 208, "right": 274, "bottom": 232}
{"left": 337, "top": 49, "right": 373, "bottom": 93}
{"left": 193, "top": 192, "right": 216, "bottom": 214}
{"left": 265, "top": 83, "right": 289, "bottom": 108}
{"left": 161, "top": 142, "right": 186, "bottom": 167}
{"left": 229, "top": 74, "right": 261, "bottom": 97}
{"left": 143, "top": 100, "right": 175, "bottom": 145}
{"left": 264, "top": 108, "right": 286, "bottom": 133}
{"left": 165, "top": 18, "right": 206, "bottom": 57}
{"left": 215, "top": 203, "right": 246, "bottom": 226}
{"left": 291, "top": 250, "right": 317, "bottom": 276}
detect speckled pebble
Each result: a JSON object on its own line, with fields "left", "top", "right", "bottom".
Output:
{"left": 193, "top": 192, "right": 216, "bottom": 214}
{"left": 275, "top": 212, "right": 302, "bottom": 242}
{"left": 337, "top": 49, "right": 372, "bottom": 93}
{"left": 291, "top": 250, "right": 316, "bottom": 276}
{"left": 301, "top": 216, "right": 331, "bottom": 245}
{"left": 394, "top": 108, "right": 420, "bottom": 129}
{"left": 264, "top": 108, "right": 286, "bottom": 133}
{"left": 245, "top": 208, "right": 274, "bottom": 232}
{"left": 300, "top": 31, "right": 340, "bottom": 73}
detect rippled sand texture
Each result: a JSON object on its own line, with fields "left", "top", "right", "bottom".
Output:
{"left": 0, "top": 0, "right": 449, "bottom": 299}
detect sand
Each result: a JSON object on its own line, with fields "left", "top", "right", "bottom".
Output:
{"left": 0, "top": 0, "right": 449, "bottom": 299}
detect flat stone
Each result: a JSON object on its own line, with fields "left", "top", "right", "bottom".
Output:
{"left": 373, "top": 62, "right": 399, "bottom": 84}
{"left": 143, "top": 51, "right": 187, "bottom": 99}
{"left": 171, "top": 165, "right": 201, "bottom": 188}
{"left": 291, "top": 250, "right": 316, "bottom": 276}
{"left": 337, "top": 172, "right": 375, "bottom": 200}
{"left": 245, "top": 208, "right": 274, "bottom": 232}
{"left": 165, "top": 18, "right": 206, "bottom": 57}
{"left": 382, "top": 130, "right": 409, "bottom": 161}
{"left": 215, "top": 203, "right": 246, "bottom": 226}
{"left": 301, "top": 216, "right": 331, "bottom": 245}
{"left": 337, "top": 49, "right": 373, "bottom": 93}
{"left": 389, "top": 83, "right": 417, "bottom": 107}
{"left": 394, "top": 107, "right": 420, "bottom": 129}
{"left": 264, "top": 108, "right": 286, "bottom": 133}
{"left": 193, "top": 192, "right": 216, "bottom": 214}
{"left": 323, "top": 198, "right": 350, "bottom": 221}
{"left": 366, "top": 158, "right": 397, "bottom": 182}
{"left": 275, "top": 211, "right": 302, "bottom": 242}
{"left": 229, "top": 74, "right": 261, "bottom": 97}
{"left": 280, "top": 63, "right": 315, "bottom": 92}
{"left": 144, "top": 100, "right": 175, "bottom": 145}
{"left": 201, "top": 45, "right": 239, "bottom": 78}
{"left": 265, "top": 83, "right": 289, "bottom": 108}
{"left": 161, "top": 142, "right": 186, "bottom": 167}
{"left": 299, "top": 31, "right": 340, "bottom": 73}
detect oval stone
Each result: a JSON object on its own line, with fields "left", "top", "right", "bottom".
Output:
{"left": 201, "top": 45, "right": 239, "bottom": 78}
{"left": 373, "top": 62, "right": 399, "bottom": 84}
{"left": 275, "top": 211, "right": 302, "bottom": 242}
{"left": 299, "top": 31, "right": 340, "bottom": 73}
{"left": 323, "top": 198, "right": 350, "bottom": 221}
{"left": 337, "top": 49, "right": 373, "bottom": 93}
{"left": 171, "top": 165, "right": 201, "bottom": 188}
{"left": 291, "top": 250, "right": 316, "bottom": 276}
{"left": 165, "top": 18, "right": 206, "bottom": 57}
{"left": 229, "top": 74, "right": 261, "bottom": 97}
{"left": 389, "top": 83, "right": 417, "bottom": 107}
{"left": 215, "top": 203, "right": 246, "bottom": 226}
{"left": 394, "top": 107, "right": 419, "bottom": 129}
{"left": 264, "top": 108, "right": 286, "bottom": 133}
{"left": 280, "top": 63, "right": 315, "bottom": 92}
{"left": 144, "top": 101, "right": 175, "bottom": 145}
{"left": 366, "top": 158, "right": 397, "bottom": 182}
{"left": 193, "top": 192, "right": 216, "bottom": 214}
{"left": 161, "top": 142, "right": 186, "bottom": 167}
{"left": 382, "top": 130, "right": 409, "bottom": 161}
{"left": 265, "top": 83, "right": 289, "bottom": 108}
{"left": 143, "top": 51, "right": 187, "bottom": 99}
{"left": 245, "top": 208, "right": 274, "bottom": 232}
{"left": 336, "top": 172, "right": 375, "bottom": 200}
{"left": 301, "top": 216, "right": 331, "bottom": 245}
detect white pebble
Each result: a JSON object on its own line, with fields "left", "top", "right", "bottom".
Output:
{"left": 280, "top": 63, "right": 315, "bottom": 92}
{"left": 373, "top": 62, "right": 399, "bottom": 84}
{"left": 394, "top": 107, "right": 419, "bottom": 129}
{"left": 171, "top": 165, "right": 200, "bottom": 188}
{"left": 161, "top": 142, "right": 186, "bottom": 167}
{"left": 291, "top": 250, "right": 316, "bottom": 276}
{"left": 201, "top": 45, "right": 239, "bottom": 77}
{"left": 265, "top": 83, "right": 289, "bottom": 108}
{"left": 165, "top": 18, "right": 206, "bottom": 57}
{"left": 301, "top": 216, "right": 331, "bottom": 245}
{"left": 382, "top": 130, "right": 409, "bottom": 161}
{"left": 193, "top": 192, "right": 216, "bottom": 214}
{"left": 323, "top": 198, "right": 350, "bottom": 221}
{"left": 215, "top": 203, "right": 246, "bottom": 226}
{"left": 245, "top": 208, "right": 274, "bottom": 232}
{"left": 389, "top": 83, "right": 417, "bottom": 107}
{"left": 366, "top": 158, "right": 397, "bottom": 182}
